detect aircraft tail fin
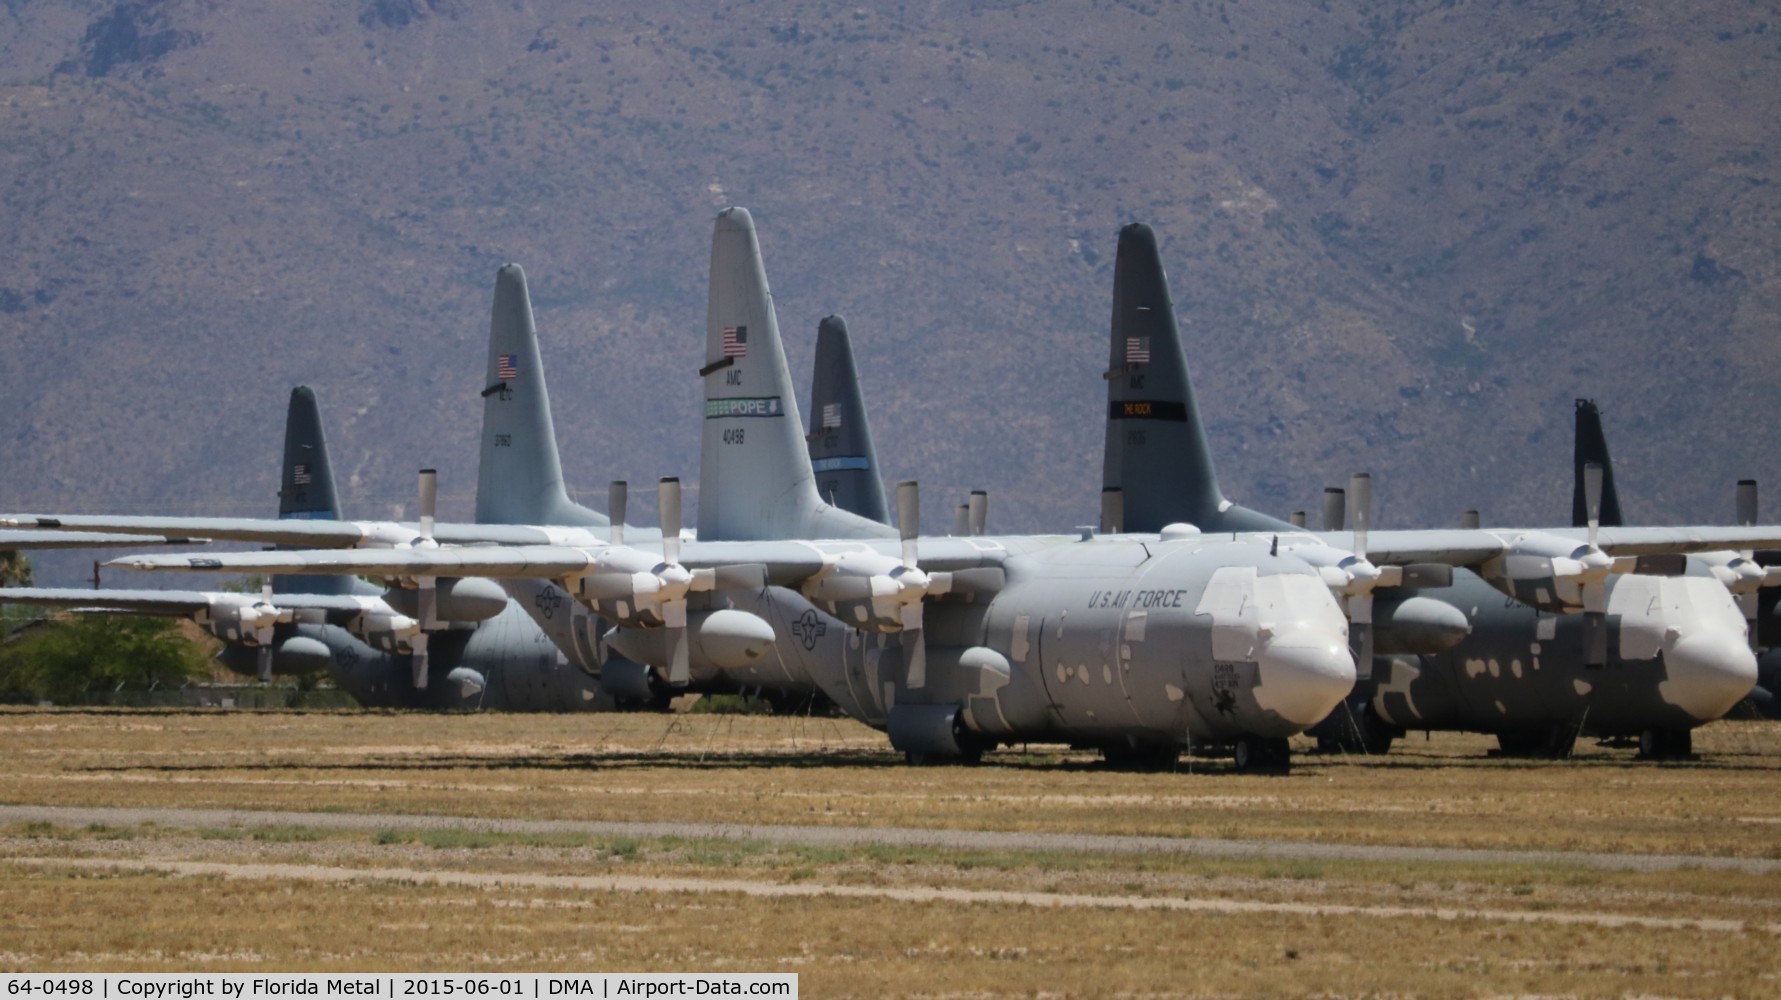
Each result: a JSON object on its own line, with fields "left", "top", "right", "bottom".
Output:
{"left": 1572, "top": 398, "right": 1625, "bottom": 528}
{"left": 273, "top": 386, "right": 353, "bottom": 596}
{"left": 698, "top": 208, "right": 892, "bottom": 541}
{"left": 806, "top": 315, "right": 891, "bottom": 525}
{"left": 1102, "top": 223, "right": 1291, "bottom": 533}
{"left": 475, "top": 264, "right": 606, "bottom": 528}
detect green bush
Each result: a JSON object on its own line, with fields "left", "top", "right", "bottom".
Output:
{"left": 0, "top": 614, "right": 210, "bottom": 703}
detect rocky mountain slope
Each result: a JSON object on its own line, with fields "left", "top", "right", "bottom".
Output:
{"left": 2, "top": 1, "right": 1777, "bottom": 583}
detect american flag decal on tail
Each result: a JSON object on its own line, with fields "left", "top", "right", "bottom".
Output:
{"left": 292, "top": 465, "right": 312, "bottom": 485}
{"left": 1125, "top": 336, "right": 1151, "bottom": 364}
{"left": 722, "top": 326, "right": 748, "bottom": 358}
{"left": 497, "top": 354, "right": 518, "bottom": 380}
{"left": 821, "top": 403, "right": 841, "bottom": 429}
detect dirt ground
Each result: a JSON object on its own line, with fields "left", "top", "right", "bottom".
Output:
{"left": 1, "top": 708, "right": 1778, "bottom": 997}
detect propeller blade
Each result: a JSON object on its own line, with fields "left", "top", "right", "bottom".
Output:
{"left": 903, "top": 618, "right": 926, "bottom": 689}
{"left": 417, "top": 468, "right": 437, "bottom": 543}
{"left": 968, "top": 490, "right": 988, "bottom": 537}
{"left": 1350, "top": 593, "right": 1374, "bottom": 682}
{"left": 609, "top": 480, "right": 627, "bottom": 546}
{"left": 1737, "top": 480, "right": 1759, "bottom": 650}
{"left": 1322, "top": 487, "right": 1346, "bottom": 533}
{"left": 415, "top": 576, "right": 438, "bottom": 688}
{"left": 660, "top": 477, "right": 682, "bottom": 566}
{"left": 663, "top": 598, "right": 689, "bottom": 686}
{"left": 1738, "top": 479, "right": 1758, "bottom": 527}
{"left": 897, "top": 480, "right": 919, "bottom": 568}
{"left": 410, "top": 632, "right": 430, "bottom": 689}
{"left": 1582, "top": 575, "right": 1607, "bottom": 668}
{"left": 1583, "top": 462, "right": 1603, "bottom": 550}
{"left": 256, "top": 644, "right": 273, "bottom": 684}
{"left": 1099, "top": 487, "right": 1123, "bottom": 535}
{"left": 1289, "top": 511, "right": 1307, "bottom": 528}
{"left": 1583, "top": 611, "right": 1608, "bottom": 667}
{"left": 1461, "top": 509, "right": 1481, "bottom": 529}
{"left": 952, "top": 503, "right": 969, "bottom": 537}
{"left": 1349, "top": 473, "right": 1371, "bottom": 562}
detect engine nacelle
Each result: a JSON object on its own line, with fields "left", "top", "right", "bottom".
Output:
{"left": 1476, "top": 533, "right": 1613, "bottom": 614}
{"left": 574, "top": 556, "right": 694, "bottom": 629}
{"left": 382, "top": 577, "right": 508, "bottom": 623}
{"left": 800, "top": 552, "right": 924, "bottom": 634}
{"left": 352, "top": 610, "right": 422, "bottom": 654}
{"left": 1373, "top": 595, "right": 1471, "bottom": 654}
{"left": 605, "top": 608, "right": 776, "bottom": 671}
{"left": 214, "top": 634, "right": 332, "bottom": 677}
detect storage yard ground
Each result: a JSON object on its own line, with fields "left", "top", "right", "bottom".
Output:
{"left": 2, "top": 709, "right": 1778, "bottom": 996}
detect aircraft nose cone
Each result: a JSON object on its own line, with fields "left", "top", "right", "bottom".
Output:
{"left": 1252, "top": 628, "right": 1357, "bottom": 730}
{"left": 1662, "top": 632, "right": 1758, "bottom": 723}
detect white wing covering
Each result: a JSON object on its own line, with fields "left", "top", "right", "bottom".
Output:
{"left": 0, "top": 529, "right": 207, "bottom": 550}
{"left": 0, "top": 514, "right": 614, "bottom": 549}
{"left": 0, "top": 587, "right": 376, "bottom": 622}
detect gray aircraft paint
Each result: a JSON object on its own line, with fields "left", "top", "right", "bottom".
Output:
{"left": 685, "top": 209, "right": 1352, "bottom": 763}
{"left": 1101, "top": 223, "right": 1284, "bottom": 535}
{"left": 0, "top": 384, "right": 612, "bottom": 712}
{"left": 1573, "top": 397, "right": 1781, "bottom": 723}
{"left": 806, "top": 315, "right": 891, "bottom": 526}
{"left": 476, "top": 264, "right": 610, "bottom": 529}
{"left": 273, "top": 386, "right": 363, "bottom": 598}
{"left": 472, "top": 261, "right": 825, "bottom": 708}
{"left": 1101, "top": 222, "right": 1753, "bottom": 750}
{"left": 698, "top": 208, "right": 894, "bottom": 542}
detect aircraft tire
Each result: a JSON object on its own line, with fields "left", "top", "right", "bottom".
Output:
{"left": 1101, "top": 743, "right": 1181, "bottom": 771}
{"left": 1233, "top": 736, "right": 1291, "bottom": 774}
{"left": 1494, "top": 726, "right": 1578, "bottom": 759}
{"left": 1637, "top": 727, "right": 1693, "bottom": 761}
{"left": 1313, "top": 702, "right": 1398, "bottom": 755}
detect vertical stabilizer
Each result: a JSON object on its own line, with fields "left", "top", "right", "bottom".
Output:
{"left": 1101, "top": 223, "right": 1290, "bottom": 533}
{"left": 807, "top": 316, "right": 891, "bottom": 525}
{"left": 698, "top": 208, "right": 892, "bottom": 541}
{"left": 475, "top": 264, "right": 606, "bottom": 528}
{"left": 274, "top": 386, "right": 353, "bottom": 596}
{"left": 1571, "top": 399, "right": 1625, "bottom": 528}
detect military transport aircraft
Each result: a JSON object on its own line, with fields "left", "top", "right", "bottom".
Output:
{"left": 68, "top": 209, "right": 1358, "bottom": 770}
{"left": 18, "top": 209, "right": 1779, "bottom": 771}
{"left": 1098, "top": 221, "right": 1757, "bottom": 759}
{"left": 805, "top": 315, "right": 891, "bottom": 527}
{"left": 0, "top": 386, "right": 609, "bottom": 711}
{"left": 1571, "top": 398, "right": 1781, "bottom": 723}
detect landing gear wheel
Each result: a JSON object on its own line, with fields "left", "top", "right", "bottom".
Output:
{"left": 1494, "top": 725, "right": 1578, "bottom": 759}
{"left": 1102, "top": 743, "right": 1182, "bottom": 771}
{"left": 1638, "top": 727, "right": 1693, "bottom": 761}
{"left": 1311, "top": 701, "right": 1399, "bottom": 755}
{"left": 1233, "top": 736, "right": 1291, "bottom": 774}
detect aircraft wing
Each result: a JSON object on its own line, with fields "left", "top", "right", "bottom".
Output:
{"left": 0, "top": 514, "right": 609, "bottom": 549}
{"left": 2, "top": 515, "right": 374, "bottom": 548}
{"left": 0, "top": 530, "right": 206, "bottom": 550}
{"left": 109, "top": 536, "right": 1011, "bottom": 589}
{"left": 107, "top": 546, "right": 601, "bottom": 579}
{"left": 0, "top": 587, "right": 378, "bottom": 621}
{"left": 1317, "top": 529, "right": 1508, "bottom": 567}
{"left": 1306, "top": 526, "right": 1781, "bottom": 567}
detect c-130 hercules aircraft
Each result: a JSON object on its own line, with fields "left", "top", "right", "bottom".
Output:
{"left": 1098, "top": 222, "right": 1757, "bottom": 759}
{"left": 67, "top": 208, "right": 1356, "bottom": 770}
{"left": 0, "top": 385, "right": 612, "bottom": 711}
{"left": 22, "top": 209, "right": 1780, "bottom": 770}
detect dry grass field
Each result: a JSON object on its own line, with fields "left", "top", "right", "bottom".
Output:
{"left": 2, "top": 708, "right": 1779, "bottom": 997}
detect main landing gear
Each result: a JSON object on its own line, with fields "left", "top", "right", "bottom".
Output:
{"left": 1232, "top": 736, "right": 1292, "bottom": 774}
